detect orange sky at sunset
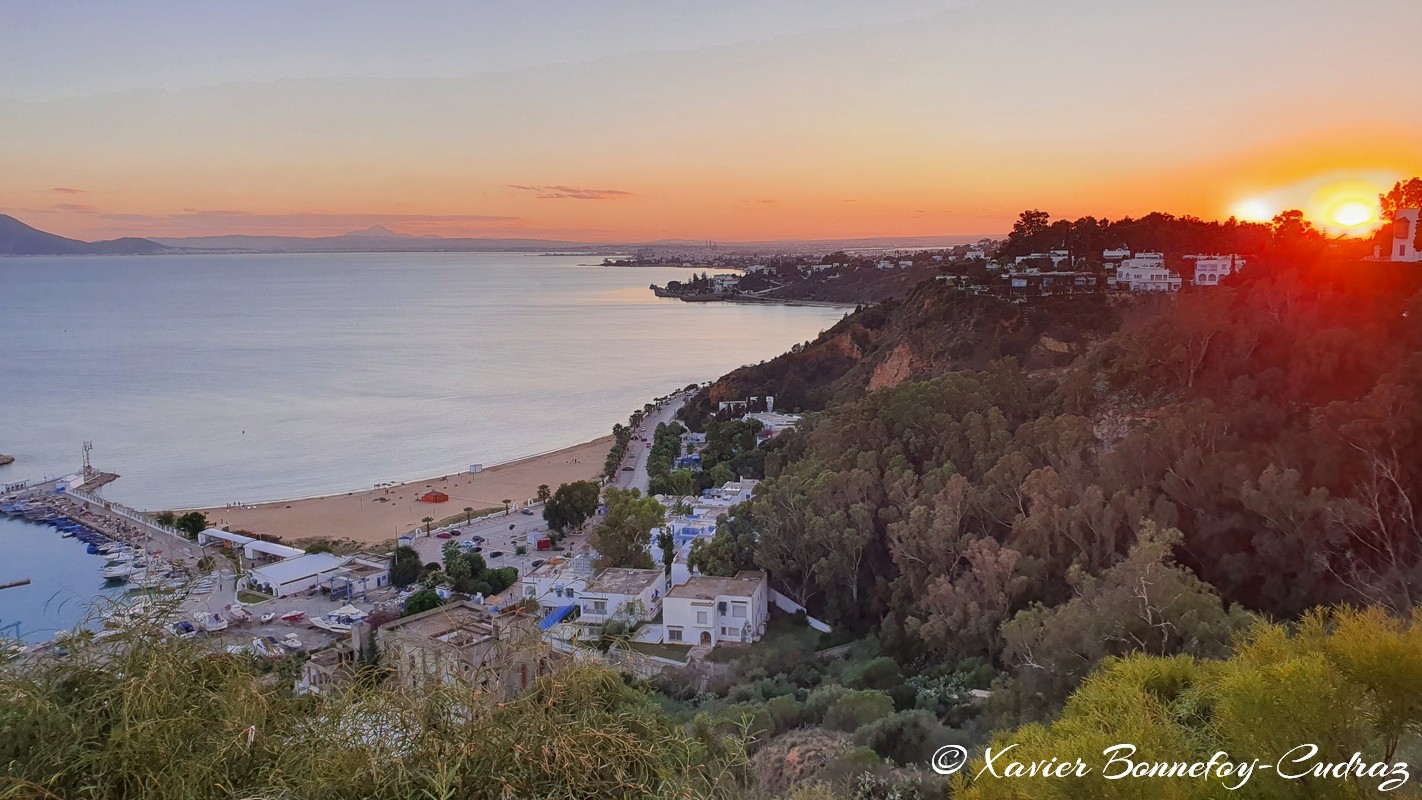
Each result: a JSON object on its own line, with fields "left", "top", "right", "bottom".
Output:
{"left": 3, "top": 0, "right": 1419, "bottom": 243}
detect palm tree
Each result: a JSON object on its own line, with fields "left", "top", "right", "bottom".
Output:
{"left": 463, "top": 506, "right": 474, "bottom": 524}
{"left": 421, "top": 516, "right": 434, "bottom": 534}
{"left": 537, "top": 484, "right": 551, "bottom": 503}
{"left": 502, "top": 498, "right": 512, "bottom": 515}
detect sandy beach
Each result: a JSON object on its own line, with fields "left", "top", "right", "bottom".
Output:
{"left": 191, "top": 437, "right": 612, "bottom": 545}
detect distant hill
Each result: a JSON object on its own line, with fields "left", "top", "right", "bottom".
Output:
{"left": 0, "top": 215, "right": 172, "bottom": 256}
{"left": 149, "top": 229, "right": 597, "bottom": 253}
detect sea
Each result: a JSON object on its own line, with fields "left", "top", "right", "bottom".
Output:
{"left": 0, "top": 252, "right": 846, "bottom": 641}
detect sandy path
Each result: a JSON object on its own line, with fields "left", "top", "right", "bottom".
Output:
{"left": 192, "top": 437, "right": 611, "bottom": 545}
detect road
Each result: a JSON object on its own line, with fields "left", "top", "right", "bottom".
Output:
{"left": 410, "top": 389, "right": 692, "bottom": 586}
{"left": 611, "top": 391, "right": 691, "bottom": 494}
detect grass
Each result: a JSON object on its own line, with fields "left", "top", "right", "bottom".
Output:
{"left": 237, "top": 590, "right": 271, "bottom": 605}
{"left": 707, "top": 610, "right": 821, "bottom": 664}
{"left": 624, "top": 641, "right": 691, "bottom": 663}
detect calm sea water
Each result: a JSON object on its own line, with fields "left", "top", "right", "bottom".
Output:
{"left": 0, "top": 252, "right": 844, "bottom": 640}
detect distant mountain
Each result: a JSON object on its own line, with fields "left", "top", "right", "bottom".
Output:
{"left": 343, "top": 225, "right": 413, "bottom": 238}
{"left": 0, "top": 215, "right": 173, "bottom": 256}
{"left": 149, "top": 231, "right": 597, "bottom": 253}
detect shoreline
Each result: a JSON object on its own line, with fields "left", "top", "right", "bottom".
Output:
{"left": 187, "top": 436, "right": 613, "bottom": 545}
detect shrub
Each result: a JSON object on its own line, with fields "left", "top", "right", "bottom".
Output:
{"left": 766, "top": 694, "right": 812, "bottom": 733}
{"left": 853, "top": 710, "right": 959, "bottom": 766}
{"left": 846, "top": 656, "right": 901, "bottom": 691}
{"left": 805, "top": 683, "right": 849, "bottom": 722}
{"left": 823, "top": 690, "right": 895, "bottom": 733}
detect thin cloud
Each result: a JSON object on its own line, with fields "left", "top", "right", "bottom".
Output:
{"left": 509, "top": 184, "right": 632, "bottom": 201}
{"left": 53, "top": 203, "right": 98, "bottom": 214}
{"left": 52, "top": 187, "right": 88, "bottom": 195}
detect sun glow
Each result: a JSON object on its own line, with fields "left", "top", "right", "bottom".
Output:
{"left": 1231, "top": 171, "right": 1395, "bottom": 236}
{"left": 1328, "top": 199, "right": 1376, "bottom": 229}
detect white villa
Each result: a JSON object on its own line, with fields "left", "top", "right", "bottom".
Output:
{"left": 1117, "top": 253, "right": 1181, "bottom": 292}
{"left": 246, "top": 552, "right": 351, "bottom": 598}
{"left": 1191, "top": 254, "right": 1246, "bottom": 286}
{"left": 663, "top": 571, "right": 769, "bottom": 647}
{"left": 578, "top": 568, "right": 665, "bottom": 627}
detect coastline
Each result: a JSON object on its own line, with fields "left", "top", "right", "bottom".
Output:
{"left": 188, "top": 436, "right": 612, "bottom": 545}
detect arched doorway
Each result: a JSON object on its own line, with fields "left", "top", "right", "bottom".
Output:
{"left": 700, "top": 631, "right": 712, "bottom": 645}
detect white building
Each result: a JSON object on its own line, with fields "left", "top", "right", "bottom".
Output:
{"left": 1103, "top": 248, "right": 1132, "bottom": 261}
{"left": 246, "top": 552, "right": 351, "bottom": 598}
{"left": 578, "top": 568, "right": 665, "bottom": 627}
{"left": 663, "top": 571, "right": 769, "bottom": 647}
{"left": 965, "top": 247, "right": 988, "bottom": 261}
{"left": 1391, "top": 210, "right": 1420, "bottom": 262}
{"left": 744, "top": 411, "right": 801, "bottom": 436}
{"left": 1117, "top": 253, "right": 1180, "bottom": 292}
{"left": 520, "top": 555, "right": 594, "bottom": 614}
{"left": 711, "top": 274, "right": 739, "bottom": 293}
{"left": 1191, "top": 254, "right": 1245, "bottom": 286}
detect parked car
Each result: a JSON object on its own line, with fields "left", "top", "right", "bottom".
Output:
{"left": 621, "top": 466, "right": 634, "bottom": 471}
{"left": 521, "top": 508, "right": 534, "bottom": 515}
{"left": 435, "top": 532, "right": 452, "bottom": 539}
{"left": 470, "top": 535, "right": 485, "bottom": 543}
{"left": 489, "top": 551, "right": 504, "bottom": 559}
{"left": 530, "top": 559, "right": 545, "bottom": 569}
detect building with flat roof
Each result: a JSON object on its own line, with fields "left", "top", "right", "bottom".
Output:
{"left": 520, "top": 555, "right": 594, "bottom": 614}
{"left": 663, "top": 571, "right": 769, "bottom": 648}
{"left": 377, "top": 601, "right": 552, "bottom": 696}
{"left": 245, "top": 552, "right": 349, "bottom": 598}
{"left": 579, "top": 567, "right": 665, "bottom": 627}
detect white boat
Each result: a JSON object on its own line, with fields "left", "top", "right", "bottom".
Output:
{"left": 102, "top": 564, "right": 143, "bottom": 581}
{"left": 309, "top": 605, "right": 367, "bottom": 633}
{"left": 281, "top": 633, "right": 304, "bottom": 650}
{"left": 260, "top": 612, "right": 277, "bottom": 624}
{"left": 197, "top": 612, "right": 229, "bottom": 632}
{"left": 225, "top": 604, "right": 252, "bottom": 624}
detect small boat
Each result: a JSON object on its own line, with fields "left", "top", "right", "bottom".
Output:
{"left": 281, "top": 633, "right": 304, "bottom": 650}
{"left": 102, "top": 564, "right": 143, "bottom": 582}
{"left": 197, "top": 612, "right": 228, "bottom": 633}
{"left": 86, "top": 543, "right": 100, "bottom": 554}
{"left": 260, "top": 612, "right": 277, "bottom": 624}
{"left": 279, "top": 610, "right": 305, "bottom": 622}
{"left": 225, "top": 604, "right": 252, "bottom": 624}
{"left": 309, "top": 605, "right": 367, "bottom": 634}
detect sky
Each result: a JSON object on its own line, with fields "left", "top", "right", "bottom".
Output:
{"left": 3, "top": 0, "right": 1420, "bottom": 242}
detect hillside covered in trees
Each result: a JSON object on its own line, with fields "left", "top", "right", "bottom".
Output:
{"left": 656, "top": 212, "right": 1422, "bottom": 795}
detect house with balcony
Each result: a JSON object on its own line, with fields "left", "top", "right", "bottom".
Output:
{"left": 663, "top": 571, "right": 769, "bottom": 648}
{"left": 1190, "top": 254, "right": 1245, "bottom": 286}
{"left": 377, "top": 601, "right": 554, "bottom": 697}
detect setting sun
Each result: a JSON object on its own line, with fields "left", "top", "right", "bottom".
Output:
{"left": 1328, "top": 199, "right": 1376, "bottom": 228}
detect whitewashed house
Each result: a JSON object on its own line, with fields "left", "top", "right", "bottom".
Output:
{"left": 520, "top": 555, "right": 593, "bottom": 614}
{"left": 663, "top": 571, "right": 769, "bottom": 647}
{"left": 1117, "top": 252, "right": 1180, "bottom": 292}
{"left": 1103, "top": 248, "right": 1131, "bottom": 262}
{"left": 578, "top": 568, "right": 665, "bottom": 627}
{"left": 1191, "top": 254, "right": 1245, "bottom": 285}
{"left": 1391, "top": 210, "right": 1420, "bottom": 262}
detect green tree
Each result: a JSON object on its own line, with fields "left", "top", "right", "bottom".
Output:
{"left": 537, "top": 484, "right": 552, "bottom": 503}
{"left": 463, "top": 506, "right": 474, "bottom": 524}
{"left": 172, "top": 511, "right": 208, "bottom": 539}
{"left": 421, "top": 516, "right": 434, "bottom": 534}
{"left": 593, "top": 487, "right": 664, "bottom": 569}
{"left": 544, "top": 480, "right": 602, "bottom": 534}
{"left": 402, "top": 587, "right": 443, "bottom": 616}
{"left": 389, "top": 545, "right": 422, "bottom": 588}
{"left": 955, "top": 607, "right": 1422, "bottom": 799}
